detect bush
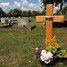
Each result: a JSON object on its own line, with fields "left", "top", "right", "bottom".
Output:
{"left": 62, "top": 6, "right": 67, "bottom": 15}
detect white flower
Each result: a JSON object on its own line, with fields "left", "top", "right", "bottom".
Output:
{"left": 40, "top": 50, "right": 53, "bottom": 64}
{"left": 35, "top": 48, "right": 39, "bottom": 51}
{"left": 41, "top": 50, "right": 46, "bottom": 55}
{"left": 47, "top": 52, "right": 53, "bottom": 58}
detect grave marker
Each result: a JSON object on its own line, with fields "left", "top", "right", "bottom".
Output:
{"left": 36, "top": 4, "right": 64, "bottom": 46}
{"left": 1, "top": 18, "right": 5, "bottom": 24}
{"left": 17, "top": 18, "right": 28, "bottom": 27}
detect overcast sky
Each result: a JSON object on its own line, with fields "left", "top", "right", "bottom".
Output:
{"left": 0, "top": 0, "right": 67, "bottom": 13}
{"left": 0, "top": 0, "right": 42, "bottom": 12}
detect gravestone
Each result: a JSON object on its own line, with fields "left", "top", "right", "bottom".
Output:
{"left": 17, "top": 18, "right": 28, "bottom": 27}
{"left": 1, "top": 18, "right": 5, "bottom": 24}
{"left": 10, "top": 20, "right": 17, "bottom": 24}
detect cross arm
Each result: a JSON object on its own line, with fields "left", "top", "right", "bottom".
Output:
{"left": 36, "top": 15, "right": 64, "bottom": 23}
{"left": 53, "top": 15, "right": 64, "bottom": 22}
{"left": 36, "top": 16, "right": 46, "bottom": 22}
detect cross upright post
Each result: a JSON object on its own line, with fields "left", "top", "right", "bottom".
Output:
{"left": 36, "top": 4, "right": 64, "bottom": 47}
{"left": 46, "top": 4, "right": 53, "bottom": 42}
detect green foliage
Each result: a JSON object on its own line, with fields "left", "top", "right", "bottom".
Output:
{"left": 22, "top": 11, "right": 28, "bottom": 17}
{"left": 7, "top": 9, "right": 43, "bottom": 17}
{"left": 32, "top": 11, "right": 38, "bottom": 16}
{"left": 55, "top": 6, "right": 67, "bottom": 16}
{"left": 58, "top": 50, "right": 67, "bottom": 58}
{"left": 0, "top": 8, "right": 6, "bottom": 17}
{"left": 7, "top": 9, "right": 23, "bottom": 17}
{"left": 46, "top": 46, "right": 67, "bottom": 58}
{"left": 41, "top": 0, "right": 67, "bottom": 13}
{"left": 62, "top": 6, "right": 67, "bottom": 15}
{"left": 42, "top": 0, "right": 46, "bottom": 5}
{"left": 46, "top": 46, "right": 57, "bottom": 54}
{"left": 28, "top": 10, "right": 31, "bottom": 17}
{"left": 46, "top": 36, "right": 67, "bottom": 58}
{"left": 55, "top": 10, "right": 60, "bottom": 15}
{"left": 42, "top": 0, "right": 67, "bottom": 4}
{"left": 46, "top": 36, "right": 60, "bottom": 48}
{"left": 0, "top": 7, "right": 44, "bottom": 17}
{"left": 46, "top": 36, "right": 59, "bottom": 54}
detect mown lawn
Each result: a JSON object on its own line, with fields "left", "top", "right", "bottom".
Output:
{"left": 0, "top": 26, "right": 67, "bottom": 67}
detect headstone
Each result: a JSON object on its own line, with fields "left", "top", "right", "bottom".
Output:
{"left": 1, "top": 18, "right": 5, "bottom": 24}
{"left": 17, "top": 18, "right": 28, "bottom": 27}
{"left": 10, "top": 20, "right": 17, "bottom": 24}
{"left": 18, "top": 17, "right": 20, "bottom": 18}
{"left": 11, "top": 17, "right": 13, "bottom": 19}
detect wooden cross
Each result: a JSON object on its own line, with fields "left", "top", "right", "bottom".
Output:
{"left": 36, "top": 4, "right": 64, "bottom": 45}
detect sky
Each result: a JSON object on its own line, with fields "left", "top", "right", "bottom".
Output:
{"left": 0, "top": 0, "right": 42, "bottom": 12}
{"left": 0, "top": 0, "right": 67, "bottom": 13}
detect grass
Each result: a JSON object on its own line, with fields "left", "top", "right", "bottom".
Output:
{"left": 0, "top": 26, "right": 67, "bottom": 67}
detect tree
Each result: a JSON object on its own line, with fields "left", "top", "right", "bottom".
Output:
{"left": 31, "top": 11, "right": 38, "bottom": 16}
{"left": 41, "top": 0, "right": 67, "bottom": 13}
{"left": 22, "top": 11, "right": 28, "bottom": 17}
{"left": 62, "top": 6, "right": 67, "bottom": 15}
{"left": 41, "top": 0, "right": 67, "bottom": 5}
{"left": 36, "top": 11, "right": 43, "bottom": 15}
{"left": 28, "top": 10, "right": 32, "bottom": 17}
{"left": 55, "top": 10, "right": 60, "bottom": 15}
{"left": 54, "top": 6, "right": 67, "bottom": 16}
{"left": 0, "top": 8, "right": 6, "bottom": 18}
{"left": 8, "top": 9, "right": 23, "bottom": 17}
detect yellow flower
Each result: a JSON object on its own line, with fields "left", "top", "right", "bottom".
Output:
{"left": 55, "top": 44, "right": 60, "bottom": 48}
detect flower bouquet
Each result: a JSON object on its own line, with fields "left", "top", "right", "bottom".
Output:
{"left": 35, "top": 36, "right": 67, "bottom": 64}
